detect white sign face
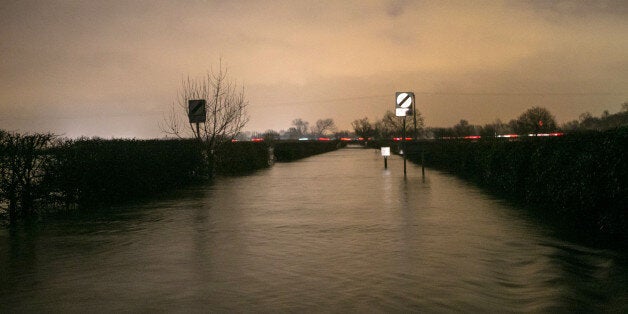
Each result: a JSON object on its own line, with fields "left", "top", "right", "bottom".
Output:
{"left": 395, "top": 92, "right": 414, "bottom": 117}
{"left": 396, "top": 93, "right": 413, "bottom": 108}
{"left": 381, "top": 147, "right": 391, "bottom": 156}
{"left": 395, "top": 108, "right": 408, "bottom": 117}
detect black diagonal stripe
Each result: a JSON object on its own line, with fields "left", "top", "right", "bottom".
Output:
{"left": 399, "top": 94, "right": 411, "bottom": 108}
{"left": 192, "top": 102, "right": 203, "bottom": 114}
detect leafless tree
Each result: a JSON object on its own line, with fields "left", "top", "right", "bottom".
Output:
{"left": 374, "top": 110, "right": 426, "bottom": 139}
{"left": 0, "top": 131, "right": 56, "bottom": 221}
{"left": 287, "top": 118, "right": 309, "bottom": 139}
{"left": 312, "top": 118, "right": 337, "bottom": 136}
{"left": 161, "top": 60, "right": 249, "bottom": 153}
{"left": 351, "top": 117, "right": 375, "bottom": 139}
{"left": 376, "top": 110, "right": 411, "bottom": 138}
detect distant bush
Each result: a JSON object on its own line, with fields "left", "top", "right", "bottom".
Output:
{"left": 404, "top": 128, "right": 627, "bottom": 240}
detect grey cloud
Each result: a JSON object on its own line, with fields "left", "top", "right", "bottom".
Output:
{"left": 514, "top": 0, "right": 628, "bottom": 17}
{"left": 386, "top": 0, "right": 409, "bottom": 17}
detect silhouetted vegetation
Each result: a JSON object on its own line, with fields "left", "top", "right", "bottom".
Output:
{"left": 562, "top": 103, "right": 628, "bottom": 131}
{"left": 428, "top": 106, "right": 559, "bottom": 138}
{"left": 0, "top": 131, "right": 57, "bottom": 222}
{"left": 44, "top": 138, "right": 211, "bottom": 209}
{"left": 0, "top": 130, "right": 346, "bottom": 222}
{"left": 427, "top": 104, "right": 628, "bottom": 139}
{"left": 216, "top": 141, "right": 272, "bottom": 175}
{"left": 274, "top": 140, "right": 344, "bottom": 162}
{"left": 403, "top": 129, "right": 627, "bottom": 242}
{"left": 349, "top": 110, "right": 426, "bottom": 140}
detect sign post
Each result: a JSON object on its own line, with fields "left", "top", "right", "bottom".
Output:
{"left": 403, "top": 117, "right": 407, "bottom": 176}
{"left": 381, "top": 147, "right": 390, "bottom": 169}
{"left": 396, "top": 92, "right": 414, "bottom": 177}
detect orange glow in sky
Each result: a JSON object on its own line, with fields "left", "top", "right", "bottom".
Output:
{"left": 1, "top": 1, "right": 627, "bottom": 138}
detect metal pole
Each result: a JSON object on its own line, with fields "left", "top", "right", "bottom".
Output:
{"left": 413, "top": 102, "right": 418, "bottom": 140}
{"left": 421, "top": 150, "right": 425, "bottom": 178}
{"left": 403, "top": 116, "right": 407, "bottom": 177}
{"left": 196, "top": 122, "right": 200, "bottom": 141}
{"left": 384, "top": 156, "right": 388, "bottom": 169}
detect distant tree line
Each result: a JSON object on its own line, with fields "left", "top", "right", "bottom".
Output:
{"left": 245, "top": 117, "right": 343, "bottom": 142}
{"left": 243, "top": 102, "right": 628, "bottom": 143}
{"left": 351, "top": 102, "right": 628, "bottom": 139}
{"left": 562, "top": 102, "right": 628, "bottom": 132}
{"left": 352, "top": 109, "right": 426, "bottom": 140}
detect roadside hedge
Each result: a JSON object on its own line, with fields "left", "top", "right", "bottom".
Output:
{"left": 273, "top": 140, "right": 343, "bottom": 161}
{"left": 404, "top": 129, "right": 627, "bottom": 240}
{"left": 1, "top": 134, "right": 344, "bottom": 221}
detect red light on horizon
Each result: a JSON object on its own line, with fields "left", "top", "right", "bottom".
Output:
{"left": 464, "top": 135, "right": 481, "bottom": 139}
{"left": 340, "top": 137, "right": 352, "bottom": 141}
{"left": 251, "top": 138, "right": 264, "bottom": 142}
{"left": 318, "top": 137, "right": 330, "bottom": 141}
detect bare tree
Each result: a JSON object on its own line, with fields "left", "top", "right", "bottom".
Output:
{"left": 376, "top": 110, "right": 411, "bottom": 138}
{"left": 351, "top": 117, "right": 375, "bottom": 139}
{"left": 0, "top": 131, "right": 56, "bottom": 221}
{"left": 312, "top": 118, "right": 337, "bottom": 137}
{"left": 161, "top": 60, "right": 249, "bottom": 152}
{"left": 288, "top": 118, "right": 309, "bottom": 138}
{"left": 262, "top": 129, "right": 280, "bottom": 142}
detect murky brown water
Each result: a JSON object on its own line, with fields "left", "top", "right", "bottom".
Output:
{"left": 1, "top": 148, "right": 626, "bottom": 312}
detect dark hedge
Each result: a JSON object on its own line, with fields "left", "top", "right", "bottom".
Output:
{"left": 403, "top": 129, "right": 627, "bottom": 241}
{"left": 273, "top": 140, "right": 344, "bottom": 162}
{"left": 2, "top": 135, "right": 345, "bottom": 220}
{"left": 44, "top": 138, "right": 212, "bottom": 208}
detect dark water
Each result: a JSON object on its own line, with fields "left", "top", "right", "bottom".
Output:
{"left": 1, "top": 148, "right": 626, "bottom": 312}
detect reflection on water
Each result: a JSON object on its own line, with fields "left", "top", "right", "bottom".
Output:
{"left": 1, "top": 149, "right": 626, "bottom": 312}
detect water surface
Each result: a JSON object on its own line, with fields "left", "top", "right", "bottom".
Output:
{"left": 1, "top": 148, "right": 626, "bottom": 312}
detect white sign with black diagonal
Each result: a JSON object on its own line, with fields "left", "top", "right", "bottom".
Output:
{"left": 395, "top": 92, "right": 414, "bottom": 117}
{"left": 188, "top": 99, "right": 206, "bottom": 123}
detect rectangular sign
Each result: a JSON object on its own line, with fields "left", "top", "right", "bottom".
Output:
{"left": 188, "top": 99, "right": 206, "bottom": 123}
{"left": 396, "top": 108, "right": 409, "bottom": 117}
{"left": 381, "top": 147, "right": 391, "bottom": 156}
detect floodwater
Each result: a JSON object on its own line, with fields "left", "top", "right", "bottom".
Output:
{"left": 1, "top": 148, "right": 626, "bottom": 312}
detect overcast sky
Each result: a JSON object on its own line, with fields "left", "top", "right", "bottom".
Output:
{"left": 1, "top": 0, "right": 627, "bottom": 138}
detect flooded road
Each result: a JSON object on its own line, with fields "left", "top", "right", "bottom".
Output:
{"left": 1, "top": 148, "right": 626, "bottom": 312}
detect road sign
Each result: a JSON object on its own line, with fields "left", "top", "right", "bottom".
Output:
{"left": 188, "top": 99, "right": 206, "bottom": 123}
{"left": 381, "top": 147, "right": 390, "bottom": 156}
{"left": 395, "top": 92, "right": 414, "bottom": 117}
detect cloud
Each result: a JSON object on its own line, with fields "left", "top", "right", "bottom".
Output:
{"left": 386, "top": 0, "right": 410, "bottom": 17}
{"left": 517, "top": 0, "right": 628, "bottom": 17}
